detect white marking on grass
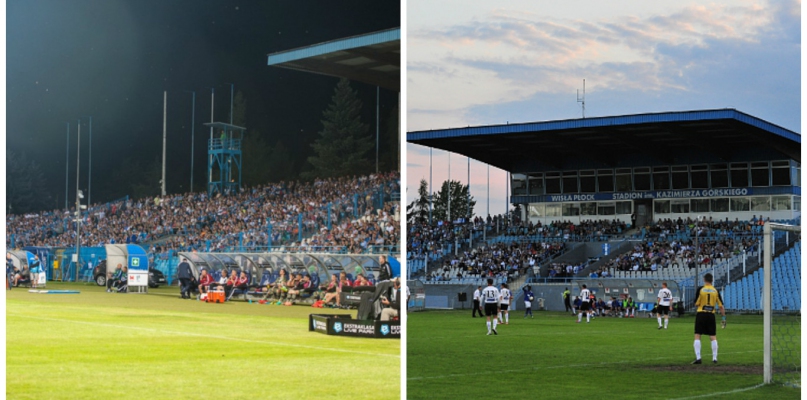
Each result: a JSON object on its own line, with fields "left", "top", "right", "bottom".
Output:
{"left": 408, "top": 351, "right": 762, "bottom": 381}
{"left": 11, "top": 314, "right": 399, "bottom": 358}
{"left": 666, "top": 383, "right": 766, "bottom": 399}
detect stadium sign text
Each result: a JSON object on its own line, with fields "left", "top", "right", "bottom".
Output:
{"left": 545, "top": 188, "right": 753, "bottom": 203}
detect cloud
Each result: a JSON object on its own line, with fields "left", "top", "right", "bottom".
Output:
{"left": 407, "top": 0, "right": 800, "bottom": 218}
{"left": 407, "top": 0, "right": 799, "bottom": 131}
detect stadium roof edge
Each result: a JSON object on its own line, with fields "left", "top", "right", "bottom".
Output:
{"left": 267, "top": 28, "right": 399, "bottom": 65}
{"left": 407, "top": 109, "right": 800, "bottom": 142}
{"left": 407, "top": 109, "right": 800, "bottom": 172}
{"left": 266, "top": 28, "right": 400, "bottom": 91}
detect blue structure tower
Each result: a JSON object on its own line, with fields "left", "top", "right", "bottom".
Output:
{"left": 204, "top": 122, "right": 245, "bottom": 196}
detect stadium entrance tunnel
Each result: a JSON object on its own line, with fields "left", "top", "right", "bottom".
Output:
{"left": 175, "top": 252, "right": 399, "bottom": 304}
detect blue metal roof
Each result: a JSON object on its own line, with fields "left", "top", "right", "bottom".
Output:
{"left": 407, "top": 109, "right": 800, "bottom": 172}
{"left": 267, "top": 28, "right": 400, "bottom": 91}
{"left": 408, "top": 109, "right": 799, "bottom": 143}
{"left": 267, "top": 28, "right": 399, "bottom": 65}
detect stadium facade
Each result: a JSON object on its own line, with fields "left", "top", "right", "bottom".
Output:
{"left": 408, "top": 109, "right": 800, "bottom": 226}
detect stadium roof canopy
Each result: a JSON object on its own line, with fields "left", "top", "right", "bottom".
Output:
{"left": 267, "top": 28, "right": 400, "bottom": 91}
{"left": 407, "top": 109, "right": 801, "bottom": 172}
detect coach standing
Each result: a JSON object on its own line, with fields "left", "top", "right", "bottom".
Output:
{"left": 177, "top": 257, "right": 192, "bottom": 299}
{"left": 378, "top": 255, "right": 393, "bottom": 281}
{"left": 472, "top": 285, "right": 483, "bottom": 317}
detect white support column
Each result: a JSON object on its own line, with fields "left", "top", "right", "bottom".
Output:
{"left": 763, "top": 222, "right": 772, "bottom": 384}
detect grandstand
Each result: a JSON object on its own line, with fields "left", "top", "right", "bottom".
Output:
{"left": 407, "top": 109, "right": 800, "bottom": 314}
{"left": 7, "top": 172, "right": 401, "bottom": 286}
{"left": 724, "top": 241, "right": 801, "bottom": 312}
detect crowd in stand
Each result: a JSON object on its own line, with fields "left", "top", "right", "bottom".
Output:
{"left": 642, "top": 216, "right": 771, "bottom": 240}
{"left": 604, "top": 236, "right": 759, "bottom": 273}
{"left": 6, "top": 172, "right": 400, "bottom": 255}
{"left": 504, "top": 219, "right": 628, "bottom": 239}
{"left": 428, "top": 241, "right": 566, "bottom": 281}
{"left": 407, "top": 214, "right": 513, "bottom": 260}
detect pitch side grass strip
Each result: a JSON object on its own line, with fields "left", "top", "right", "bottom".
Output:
{"left": 667, "top": 383, "right": 766, "bottom": 400}
{"left": 9, "top": 313, "right": 399, "bottom": 358}
{"left": 407, "top": 350, "right": 762, "bottom": 381}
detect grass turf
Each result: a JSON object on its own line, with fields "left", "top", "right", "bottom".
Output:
{"left": 407, "top": 310, "right": 799, "bottom": 400}
{"left": 7, "top": 282, "right": 400, "bottom": 400}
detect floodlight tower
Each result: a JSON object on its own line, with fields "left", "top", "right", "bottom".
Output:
{"left": 204, "top": 122, "right": 244, "bottom": 196}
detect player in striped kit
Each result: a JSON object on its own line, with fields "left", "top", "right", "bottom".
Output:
{"left": 498, "top": 283, "right": 512, "bottom": 325}
{"left": 577, "top": 284, "right": 592, "bottom": 324}
{"left": 481, "top": 278, "right": 500, "bottom": 335}
{"left": 657, "top": 282, "right": 673, "bottom": 330}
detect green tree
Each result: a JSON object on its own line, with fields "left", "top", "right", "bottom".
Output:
{"left": 110, "top": 156, "right": 160, "bottom": 200}
{"left": 232, "top": 90, "right": 246, "bottom": 127}
{"left": 407, "top": 179, "right": 431, "bottom": 225}
{"left": 6, "top": 151, "right": 52, "bottom": 214}
{"left": 382, "top": 102, "right": 400, "bottom": 171}
{"left": 267, "top": 140, "right": 295, "bottom": 182}
{"left": 240, "top": 131, "right": 273, "bottom": 187}
{"left": 304, "top": 78, "right": 373, "bottom": 179}
{"left": 432, "top": 180, "right": 476, "bottom": 222}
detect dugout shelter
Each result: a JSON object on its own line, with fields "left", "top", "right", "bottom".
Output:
{"left": 176, "top": 252, "right": 395, "bottom": 287}
{"left": 408, "top": 109, "right": 800, "bottom": 226}
{"left": 7, "top": 250, "right": 46, "bottom": 287}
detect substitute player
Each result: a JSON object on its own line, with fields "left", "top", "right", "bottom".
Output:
{"left": 499, "top": 283, "right": 512, "bottom": 325}
{"left": 692, "top": 273, "right": 725, "bottom": 364}
{"left": 577, "top": 284, "right": 592, "bottom": 324}
{"left": 481, "top": 279, "right": 500, "bottom": 335}
{"left": 657, "top": 282, "right": 673, "bottom": 330}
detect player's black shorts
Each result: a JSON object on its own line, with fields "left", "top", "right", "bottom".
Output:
{"left": 499, "top": 304, "right": 509, "bottom": 311}
{"left": 694, "top": 312, "right": 716, "bottom": 336}
{"left": 657, "top": 304, "right": 670, "bottom": 315}
{"left": 484, "top": 302, "right": 498, "bottom": 316}
{"left": 580, "top": 301, "right": 591, "bottom": 311}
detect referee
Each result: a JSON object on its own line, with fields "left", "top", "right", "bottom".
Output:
{"left": 692, "top": 273, "right": 726, "bottom": 364}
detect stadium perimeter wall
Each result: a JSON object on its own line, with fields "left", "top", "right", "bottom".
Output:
{"left": 422, "top": 280, "right": 682, "bottom": 312}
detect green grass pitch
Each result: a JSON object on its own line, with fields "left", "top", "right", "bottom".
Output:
{"left": 407, "top": 310, "right": 799, "bottom": 400}
{"left": 7, "top": 282, "right": 400, "bottom": 400}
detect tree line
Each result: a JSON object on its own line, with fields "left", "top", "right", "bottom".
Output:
{"left": 7, "top": 78, "right": 398, "bottom": 214}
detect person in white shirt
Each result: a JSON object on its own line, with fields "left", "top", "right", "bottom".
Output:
{"left": 498, "top": 283, "right": 512, "bottom": 325}
{"left": 657, "top": 282, "right": 674, "bottom": 330}
{"left": 481, "top": 279, "right": 500, "bottom": 335}
{"left": 577, "top": 284, "right": 592, "bottom": 324}
{"left": 472, "top": 285, "right": 483, "bottom": 318}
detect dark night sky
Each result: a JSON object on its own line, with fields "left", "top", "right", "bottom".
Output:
{"left": 7, "top": 0, "right": 400, "bottom": 208}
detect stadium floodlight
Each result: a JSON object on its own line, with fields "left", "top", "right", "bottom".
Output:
{"left": 78, "top": 190, "right": 84, "bottom": 199}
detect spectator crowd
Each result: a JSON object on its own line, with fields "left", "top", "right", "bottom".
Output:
{"left": 7, "top": 172, "right": 400, "bottom": 256}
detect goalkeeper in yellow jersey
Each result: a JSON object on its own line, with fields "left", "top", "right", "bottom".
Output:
{"left": 691, "top": 273, "right": 726, "bottom": 364}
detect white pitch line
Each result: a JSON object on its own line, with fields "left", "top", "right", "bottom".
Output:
{"left": 10, "top": 314, "right": 399, "bottom": 358}
{"left": 667, "top": 383, "right": 766, "bottom": 399}
{"left": 408, "top": 351, "right": 762, "bottom": 381}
